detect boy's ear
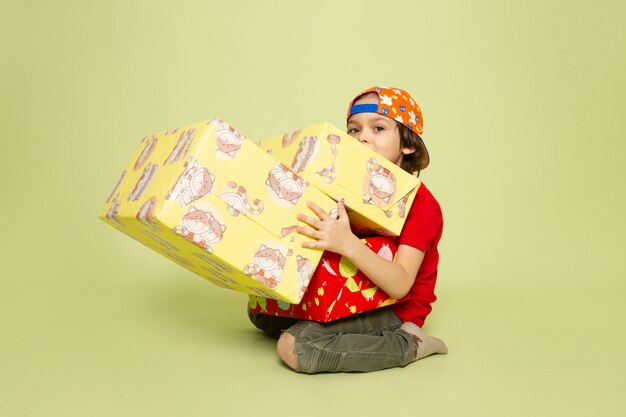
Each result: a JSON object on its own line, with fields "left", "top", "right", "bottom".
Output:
{"left": 401, "top": 146, "right": 416, "bottom": 155}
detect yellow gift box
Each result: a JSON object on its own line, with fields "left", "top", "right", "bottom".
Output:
{"left": 255, "top": 122, "right": 421, "bottom": 236}
{"left": 99, "top": 119, "right": 337, "bottom": 303}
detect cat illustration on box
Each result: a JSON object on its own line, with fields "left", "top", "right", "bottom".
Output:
{"left": 296, "top": 255, "right": 313, "bottom": 298}
{"left": 173, "top": 206, "right": 226, "bottom": 254}
{"left": 266, "top": 163, "right": 306, "bottom": 205}
{"left": 215, "top": 119, "right": 245, "bottom": 159}
{"left": 219, "top": 181, "right": 264, "bottom": 217}
{"left": 105, "top": 195, "right": 125, "bottom": 227}
{"left": 364, "top": 158, "right": 396, "bottom": 204}
{"left": 106, "top": 171, "right": 126, "bottom": 204}
{"left": 396, "top": 189, "right": 415, "bottom": 218}
{"left": 243, "top": 244, "right": 289, "bottom": 288}
{"left": 128, "top": 163, "right": 158, "bottom": 201}
{"left": 291, "top": 135, "right": 318, "bottom": 173}
{"left": 136, "top": 196, "right": 159, "bottom": 230}
{"left": 363, "top": 158, "right": 397, "bottom": 217}
{"left": 134, "top": 136, "right": 158, "bottom": 171}
{"left": 163, "top": 128, "right": 195, "bottom": 166}
{"left": 282, "top": 129, "right": 301, "bottom": 148}
{"left": 106, "top": 200, "right": 120, "bottom": 221}
{"left": 316, "top": 134, "right": 341, "bottom": 184}
{"left": 166, "top": 157, "right": 215, "bottom": 207}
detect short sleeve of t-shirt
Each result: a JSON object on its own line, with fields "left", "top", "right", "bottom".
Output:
{"left": 397, "top": 186, "right": 442, "bottom": 252}
{"left": 391, "top": 183, "right": 443, "bottom": 326}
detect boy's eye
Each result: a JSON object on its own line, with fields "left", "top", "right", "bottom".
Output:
{"left": 374, "top": 126, "right": 384, "bottom": 131}
{"left": 347, "top": 128, "right": 359, "bottom": 134}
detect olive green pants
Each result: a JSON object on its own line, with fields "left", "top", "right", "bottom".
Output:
{"left": 248, "top": 307, "right": 418, "bottom": 373}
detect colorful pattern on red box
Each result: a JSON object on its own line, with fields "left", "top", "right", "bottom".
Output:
{"left": 248, "top": 236, "right": 408, "bottom": 322}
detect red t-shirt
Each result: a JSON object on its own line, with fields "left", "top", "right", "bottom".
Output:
{"left": 391, "top": 182, "right": 443, "bottom": 327}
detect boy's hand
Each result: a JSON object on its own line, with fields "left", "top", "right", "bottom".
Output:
{"left": 296, "top": 199, "right": 359, "bottom": 256}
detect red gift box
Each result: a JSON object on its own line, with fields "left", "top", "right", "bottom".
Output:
{"left": 248, "top": 236, "right": 408, "bottom": 322}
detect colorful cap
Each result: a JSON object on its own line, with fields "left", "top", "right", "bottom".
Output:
{"left": 347, "top": 86, "right": 429, "bottom": 170}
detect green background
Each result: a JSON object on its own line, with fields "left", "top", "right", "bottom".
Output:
{"left": 2, "top": 1, "right": 625, "bottom": 416}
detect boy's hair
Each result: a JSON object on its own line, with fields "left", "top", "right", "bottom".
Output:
{"left": 397, "top": 122, "right": 424, "bottom": 176}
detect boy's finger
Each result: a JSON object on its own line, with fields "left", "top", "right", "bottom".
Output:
{"left": 337, "top": 198, "right": 349, "bottom": 220}
{"left": 297, "top": 213, "right": 322, "bottom": 229}
{"left": 307, "top": 201, "right": 331, "bottom": 221}
{"left": 301, "top": 240, "right": 321, "bottom": 249}
{"left": 296, "top": 226, "right": 320, "bottom": 240}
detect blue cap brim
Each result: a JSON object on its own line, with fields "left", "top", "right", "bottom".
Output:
{"left": 349, "top": 103, "right": 379, "bottom": 116}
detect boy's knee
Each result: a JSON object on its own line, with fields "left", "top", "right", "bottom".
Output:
{"left": 277, "top": 332, "right": 299, "bottom": 371}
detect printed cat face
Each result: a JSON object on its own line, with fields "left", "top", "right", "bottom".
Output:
{"left": 266, "top": 168, "right": 283, "bottom": 192}
{"left": 278, "top": 178, "right": 303, "bottom": 202}
{"left": 182, "top": 206, "right": 225, "bottom": 239}
{"left": 364, "top": 158, "right": 397, "bottom": 204}
{"left": 182, "top": 208, "right": 210, "bottom": 233}
{"left": 166, "top": 157, "right": 216, "bottom": 207}
{"left": 254, "top": 245, "right": 285, "bottom": 271}
{"left": 215, "top": 120, "right": 244, "bottom": 159}
{"left": 190, "top": 168, "right": 215, "bottom": 198}
{"left": 266, "top": 166, "right": 306, "bottom": 206}
{"left": 205, "top": 216, "right": 226, "bottom": 242}
{"left": 297, "top": 255, "right": 312, "bottom": 278}
{"left": 370, "top": 175, "right": 395, "bottom": 200}
{"left": 216, "top": 130, "right": 242, "bottom": 154}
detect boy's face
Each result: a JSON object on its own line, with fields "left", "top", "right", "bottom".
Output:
{"left": 347, "top": 94, "right": 413, "bottom": 167}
